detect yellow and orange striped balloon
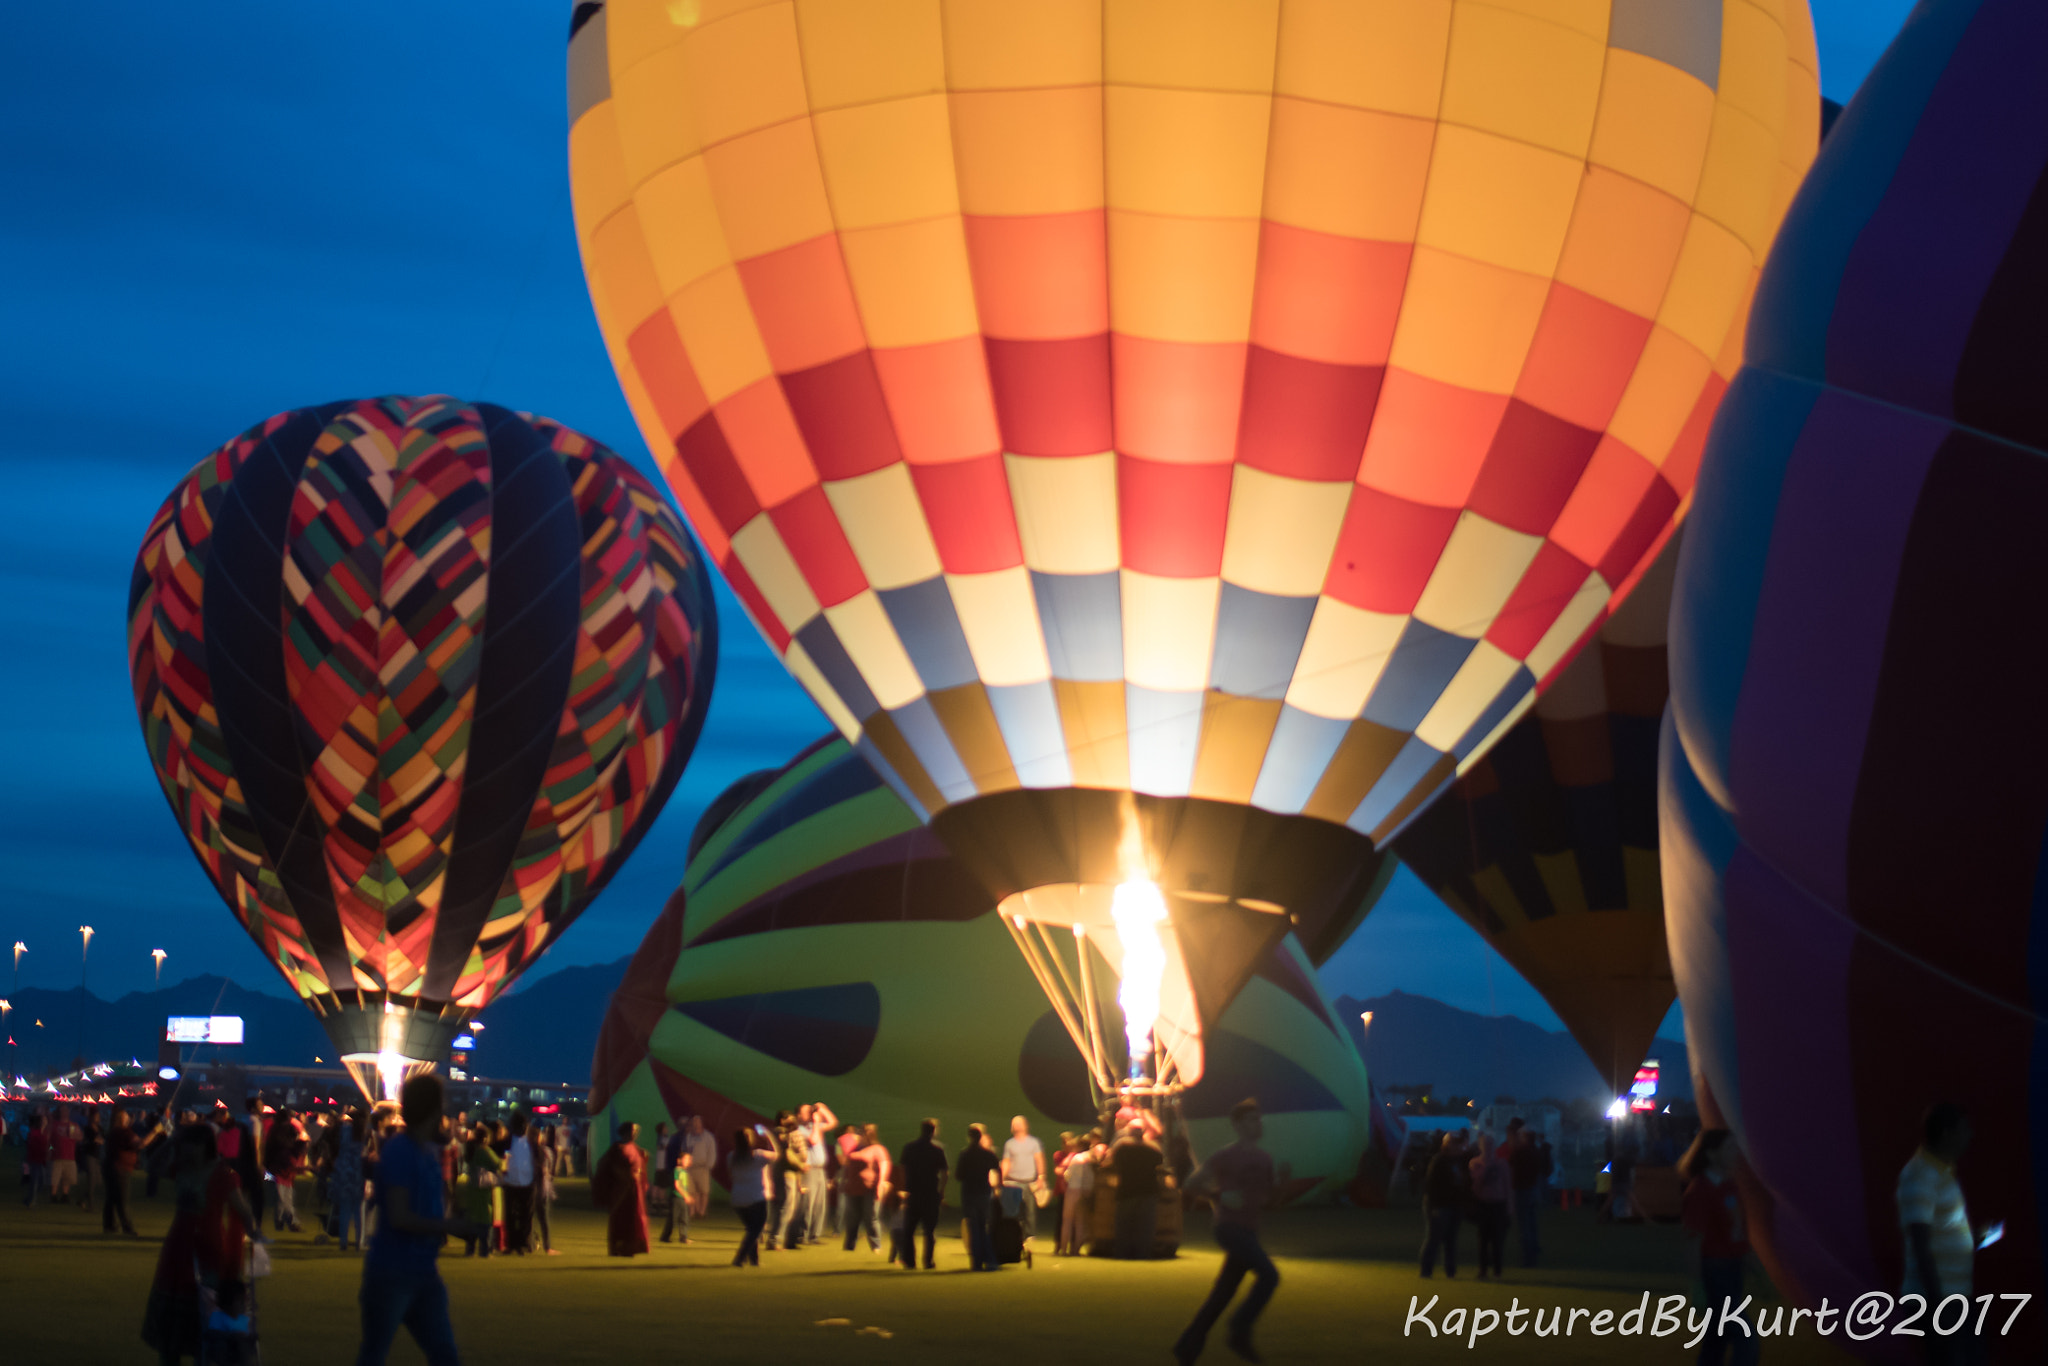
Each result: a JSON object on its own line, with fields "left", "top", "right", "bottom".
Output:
{"left": 568, "top": 0, "right": 1816, "bottom": 866}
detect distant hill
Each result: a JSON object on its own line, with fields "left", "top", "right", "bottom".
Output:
{"left": 7, "top": 970, "right": 1686, "bottom": 1111}
{"left": 2, "top": 975, "right": 331, "bottom": 1075}
{"left": 1335, "top": 990, "right": 1690, "bottom": 1108}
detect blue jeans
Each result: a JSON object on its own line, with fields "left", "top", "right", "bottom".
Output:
{"left": 962, "top": 1192, "right": 995, "bottom": 1269}
{"left": 1177, "top": 1222, "right": 1280, "bottom": 1355}
{"left": 356, "top": 1265, "right": 460, "bottom": 1366}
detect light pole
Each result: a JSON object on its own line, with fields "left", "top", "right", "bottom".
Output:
{"left": 152, "top": 949, "right": 167, "bottom": 985}
{"left": 78, "top": 927, "right": 93, "bottom": 1065}
{"left": 11, "top": 941, "right": 22, "bottom": 994}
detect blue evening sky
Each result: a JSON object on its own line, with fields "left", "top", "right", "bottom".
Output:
{"left": 0, "top": 3, "right": 1912, "bottom": 1028}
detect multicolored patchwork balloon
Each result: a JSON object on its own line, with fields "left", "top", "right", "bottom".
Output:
{"left": 1395, "top": 532, "right": 1678, "bottom": 1092}
{"left": 129, "top": 397, "right": 716, "bottom": 1085}
{"left": 566, "top": 2, "right": 1818, "bottom": 996}
{"left": 1663, "top": 0, "right": 2048, "bottom": 1334}
{"left": 592, "top": 734, "right": 1378, "bottom": 1199}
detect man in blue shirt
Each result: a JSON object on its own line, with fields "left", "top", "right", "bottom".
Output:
{"left": 358, "top": 1074, "right": 486, "bottom": 1366}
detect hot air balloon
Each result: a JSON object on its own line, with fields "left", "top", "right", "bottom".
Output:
{"left": 1395, "top": 531, "right": 1679, "bottom": 1093}
{"left": 1664, "top": 0, "right": 2047, "bottom": 1341}
{"left": 592, "top": 735, "right": 1379, "bottom": 1224}
{"left": 569, "top": 0, "right": 1816, "bottom": 1098}
{"left": 129, "top": 397, "right": 717, "bottom": 1101}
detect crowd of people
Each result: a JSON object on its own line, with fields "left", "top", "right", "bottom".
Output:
{"left": 1415, "top": 1117, "right": 1554, "bottom": 1280}
{"left": 583, "top": 1099, "right": 1193, "bottom": 1271}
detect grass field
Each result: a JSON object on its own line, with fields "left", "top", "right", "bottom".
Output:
{"left": 0, "top": 1179, "right": 1852, "bottom": 1364}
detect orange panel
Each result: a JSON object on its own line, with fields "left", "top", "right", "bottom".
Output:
{"left": 735, "top": 234, "right": 867, "bottom": 372}
{"left": 1553, "top": 167, "right": 1691, "bottom": 319}
{"left": 714, "top": 377, "right": 818, "bottom": 509}
{"left": 1107, "top": 212, "right": 1260, "bottom": 344}
{"left": 700, "top": 119, "right": 837, "bottom": 261}
{"left": 1262, "top": 98, "right": 1435, "bottom": 243}
{"left": 949, "top": 87, "right": 1106, "bottom": 218}
{"left": 1111, "top": 336, "right": 1247, "bottom": 466}
{"left": 963, "top": 211, "right": 1110, "bottom": 341}
{"left": 873, "top": 337, "right": 1003, "bottom": 465}
{"left": 1356, "top": 369, "right": 1508, "bottom": 509}
{"left": 841, "top": 216, "right": 981, "bottom": 348}
{"left": 1249, "top": 222, "right": 1410, "bottom": 367}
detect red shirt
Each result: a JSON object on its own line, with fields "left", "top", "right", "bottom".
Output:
{"left": 1683, "top": 1175, "right": 1749, "bottom": 1259}
{"left": 26, "top": 1129, "right": 49, "bottom": 1164}
{"left": 50, "top": 1122, "right": 79, "bottom": 1162}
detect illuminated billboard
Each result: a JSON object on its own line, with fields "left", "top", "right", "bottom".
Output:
{"left": 1628, "top": 1059, "right": 1660, "bottom": 1112}
{"left": 166, "top": 1015, "right": 244, "bottom": 1045}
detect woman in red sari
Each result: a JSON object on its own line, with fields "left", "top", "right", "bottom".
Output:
{"left": 141, "top": 1123, "right": 262, "bottom": 1365}
{"left": 595, "top": 1122, "right": 650, "bottom": 1257}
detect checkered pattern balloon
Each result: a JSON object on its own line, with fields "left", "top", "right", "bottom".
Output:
{"left": 128, "top": 397, "right": 717, "bottom": 1010}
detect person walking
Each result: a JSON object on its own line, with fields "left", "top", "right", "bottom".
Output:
{"left": 356, "top": 1075, "right": 484, "bottom": 1366}
{"left": 1419, "top": 1130, "right": 1469, "bottom": 1278}
{"left": 728, "top": 1128, "right": 774, "bottom": 1266}
{"left": 48, "top": 1103, "right": 81, "bottom": 1203}
{"left": 103, "top": 1107, "right": 142, "bottom": 1237}
{"left": 596, "top": 1123, "right": 650, "bottom": 1258}
{"left": 1000, "top": 1114, "right": 1046, "bottom": 1250}
{"left": 1110, "top": 1123, "right": 1165, "bottom": 1259}
{"left": 231, "top": 1097, "right": 263, "bottom": 1205}
{"left": 1174, "top": 1100, "right": 1280, "bottom": 1365}
{"left": 955, "top": 1123, "right": 1001, "bottom": 1270}
{"left": 1507, "top": 1119, "right": 1544, "bottom": 1267}
{"left": 1469, "top": 1133, "right": 1511, "bottom": 1280}
{"left": 896, "top": 1118, "right": 949, "bottom": 1270}
{"left": 840, "top": 1123, "right": 890, "bottom": 1252}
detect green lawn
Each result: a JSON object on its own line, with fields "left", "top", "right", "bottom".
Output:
{"left": 0, "top": 1179, "right": 1850, "bottom": 1364}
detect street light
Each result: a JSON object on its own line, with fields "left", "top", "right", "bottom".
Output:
{"left": 152, "top": 949, "right": 167, "bottom": 984}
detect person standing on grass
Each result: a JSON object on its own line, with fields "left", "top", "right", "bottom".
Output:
{"left": 1110, "top": 1123, "right": 1166, "bottom": 1259}
{"left": 1174, "top": 1099, "right": 1279, "bottom": 1365}
{"left": 142, "top": 1123, "right": 264, "bottom": 1366}
{"left": 596, "top": 1122, "right": 650, "bottom": 1257}
{"left": 76, "top": 1108, "right": 103, "bottom": 1211}
{"left": 955, "top": 1123, "right": 1002, "bottom": 1270}
{"left": 1000, "top": 1114, "right": 1046, "bottom": 1249}
{"left": 728, "top": 1128, "right": 775, "bottom": 1266}
{"left": 1898, "top": 1103, "right": 1984, "bottom": 1366}
{"left": 1419, "top": 1130, "right": 1469, "bottom": 1279}
{"left": 770, "top": 1115, "right": 810, "bottom": 1250}
{"left": 897, "top": 1117, "right": 949, "bottom": 1270}
{"left": 1680, "top": 1128, "right": 1758, "bottom": 1366}
{"left": 502, "top": 1112, "right": 536, "bottom": 1255}
{"left": 23, "top": 1111, "right": 49, "bottom": 1206}
{"left": 841, "top": 1123, "right": 891, "bottom": 1253}
{"left": 656, "top": 1120, "right": 686, "bottom": 1242}
{"left": 332, "top": 1111, "right": 368, "bottom": 1253}
{"left": 264, "top": 1106, "right": 306, "bottom": 1232}
{"left": 48, "top": 1103, "right": 81, "bottom": 1203}
{"left": 1468, "top": 1133, "right": 1511, "bottom": 1280}
{"left": 1507, "top": 1118, "right": 1544, "bottom": 1267}
{"left": 103, "top": 1107, "right": 142, "bottom": 1237}
{"left": 356, "top": 1075, "right": 484, "bottom": 1366}
{"left": 531, "top": 1124, "right": 561, "bottom": 1255}
{"left": 1058, "top": 1131, "right": 1101, "bottom": 1256}
{"left": 799, "top": 1101, "right": 837, "bottom": 1243}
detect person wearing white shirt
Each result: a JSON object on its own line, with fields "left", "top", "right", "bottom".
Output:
{"left": 501, "top": 1113, "right": 537, "bottom": 1255}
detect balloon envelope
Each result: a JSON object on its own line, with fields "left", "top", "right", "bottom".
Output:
{"left": 1396, "top": 532, "right": 1679, "bottom": 1092}
{"left": 592, "top": 734, "right": 1378, "bottom": 1198}
{"left": 129, "top": 397, "right": 716, "bottom": 1082}
{"left": 567, "top": 3, "right": 1817, "bottom": 962}
{"left": 1663, "top": 0, "right": 2047, "bottom": 1333}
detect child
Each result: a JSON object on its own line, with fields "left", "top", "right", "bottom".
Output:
{"left": 883, "top": 1185, "right": 910, "bottom": 1267}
